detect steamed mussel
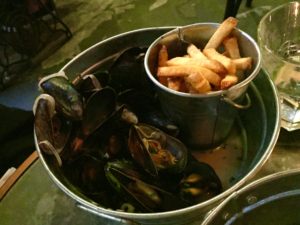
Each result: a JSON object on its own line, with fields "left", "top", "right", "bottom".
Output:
{"left": 128, "top": 123, "right": 187, "bottom": 177}
{"left": 105, "top": 160, "right": 188, "bottom": 212}
{"left": 34, "top": 46, "right": 222, "bottom": 213}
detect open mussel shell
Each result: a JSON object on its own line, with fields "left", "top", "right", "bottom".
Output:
{"left": 82, "top": 87, "right": 117, "bottom": 137}
{"left": 128, "top": 123, "right": 188, "bottom": 177}
{"left": 105, "top": 160, "right": 188, "bottom": 212}
{"left": 64, "top": 154, "right": 107, "bottom": 192}
{"left": 34, "top": 94, "right": 72, "bottom": 166}
{"left": 63, "top": 154, "right": 116, "bottom": 208}
{"left": 73, "top": 74, "right": 102, "bottom": 99}
{"left": 178, "top": 156, "right": 222, "bottom": 204}
{"left": 39, "top": 73, "right": 83, "bottom": 121}
{"left": 108, "top": 47, "right": 154, "bottom": 94}
{"left": 78, "top": 104, "right": 138, "bottom": 160}
{"left": 118, "top": 89, "right": 179, "bottom": 136}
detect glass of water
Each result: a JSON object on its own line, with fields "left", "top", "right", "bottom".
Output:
{"left": 258, "top": 1, "right": 300, "bottom": 131}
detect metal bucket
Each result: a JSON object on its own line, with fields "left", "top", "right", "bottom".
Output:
{"left": 35, "top": 27, "right": 280, "bottom": 225}
{"left": 144, "top": 23, "right": 261, "bottom": 149}
{"left": 202, "top": 168, "right": 300, "bottom": 225}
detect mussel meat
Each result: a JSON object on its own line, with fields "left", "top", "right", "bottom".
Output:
{"left": 178, "top": 156, "right": 222, "bottom": 204}
{"left": 128, "top": 123, "right": 187, "bottom": 177}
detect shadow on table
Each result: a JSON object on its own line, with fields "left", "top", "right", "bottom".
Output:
{"left": 0, "top": 104, "right": 35, "bottom": 176}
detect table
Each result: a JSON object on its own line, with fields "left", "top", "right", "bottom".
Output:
{"left": 1, "top": 0, "right": 300, "bottom": 224}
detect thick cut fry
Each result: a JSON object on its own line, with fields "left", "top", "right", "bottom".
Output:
{"left": 223, "top": 36, "right": 240, "bottom": 59}
{"left": 187, "top": 44, "right": 205, "bottom": 59}
{"left": 157, "top": 65, "right": 221, "bottom": 87}
{"left": 204, "top": 17, "right": 238, "bottom": 50}
{"left": 158, "top": 45, "right": 168, "bottom": 66}
{"left": 222, "top": 51, "right": 230, "bottom": 57}
{"left": 203, "top": 48, "right": 236, "bottom": 75}
{"left": 187, "top": 44, "right": 207, "bottom": 60}
{"left": 233, "top": 57, "right": 252, "bottom": 70}
{"left": 220, "top": 75, "right": 238, "bottom": 90}
{"left": 184, "top": 73, "right": 211, "bottom": 93}
{"left": 167, "top": 77, "right": 186, "bottom": 92}
{"left": 157, "top": 45, "right": 169, "bottom": 86}
{"left": 166, "top": 57, "right": 227, "bottom": 75}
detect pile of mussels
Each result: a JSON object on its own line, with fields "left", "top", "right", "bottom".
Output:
{"left": 34, "top": 47, "right": 222, "bottom": 213}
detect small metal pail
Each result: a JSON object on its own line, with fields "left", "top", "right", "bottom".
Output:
{"left": 202, "top": 169, "right": 300, "bottom": 225}
{"left": 144, "top": 23, "right": 261, "bottom": 149}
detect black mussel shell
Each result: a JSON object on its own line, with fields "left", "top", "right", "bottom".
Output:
{"left": 108, "top": 47, "right": 154, "bottom": 94}
{"left": 73, "top": 74, "right": 102, "bottom": 99}
{"left": 34, "top": 94, "right": 72, "bottom": 166}
{"left": 39, "top": 75, "right": 83, "bottom": 120}
{"left": 105, "top": 160, "right": 188, "bottom": 212}
{"left": 64, "top": 155, "right": 107, "bottom": 192}
{"left": 78, "top": 105, "right": 137, "bottom": 160}
{"left": 128, "top": 123, "right": 187, "bottom": 177}
{"left": 118, "top": 89, "right": 179, "bottom": 136}
{"left": 92, "top": 70, "right": 110, "bottom": 87}
{"left": 63, "top": 154, "right": 115, "bottom": 208}
{"left": 82, "top": 87, "right": 117, "bottom": 137}
{"left": 178, "top": 156, "right": 222, "bottom": 204}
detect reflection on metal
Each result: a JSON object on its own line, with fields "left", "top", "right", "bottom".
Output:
{"left": 0, "top": 0, "right": 72, "bottom": 89}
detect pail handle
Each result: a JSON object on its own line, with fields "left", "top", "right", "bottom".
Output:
{"left": 223, "top": 93, "right": 251, "bottom": 109}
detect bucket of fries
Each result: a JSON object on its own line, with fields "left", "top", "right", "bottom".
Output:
{"left": 144, "top": 17, "right": 261, "bottom": 149}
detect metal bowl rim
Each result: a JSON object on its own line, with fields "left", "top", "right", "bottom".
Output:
{"left": 202, "top": 168, "right": 300, "bottom": 225}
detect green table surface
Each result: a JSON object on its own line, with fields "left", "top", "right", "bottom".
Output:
{"left": 1, "top": 0, "right": 300, "bottom": 225}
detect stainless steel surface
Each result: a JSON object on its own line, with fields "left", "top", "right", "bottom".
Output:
{"left": 202, "top": 168, "right": 300, "bottom": 225}
{"left": 144, "top": 23, "right": 261, "bottom": 149}
{"left": 222, "top": 93, "right": 251, "bottom": 109}
{"left": 35, "top": 27, "right": 280, "bottom": 225}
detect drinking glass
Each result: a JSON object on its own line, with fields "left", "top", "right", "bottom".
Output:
{"left": 258, "top": 1, "right": 300, "bottom": 131}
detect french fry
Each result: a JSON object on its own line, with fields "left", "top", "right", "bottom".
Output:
{"left": 167, "top": 77, "right": 186, "bottom": 92}
{"left": 158, "top": 45, "right": 168, "bottom": 66}
{"left": 223, "top": 36, "right": 240, "bottom": 59}
{"left": 222, "top": 51, "right": 230, "bottom": 57}
{"left": 220, "top": 75, "right": 238, "bottom": 90}
{"left": 232, "top": 57, "right": 252, "bottom": 70}
{"left": 203, "top": 48, "right": 236, "bottom": 75}
{"left": 157, "top": 65, "right": 221, "bottom": 87}
{"left": 184, "top": 72, "right": 211, "bottom": 93}
{"left": 204, "top": 17, "right": 238, "bottom": 50}
{"left": 166, "top": 57, "right": 227, "bottom": 75}
{"left": 157, "top": 45, "right": 169, "bottom": 86}
{"left": 187, "top": 44, "right": 207, "bottom": 60}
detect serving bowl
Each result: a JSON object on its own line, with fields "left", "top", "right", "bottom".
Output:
{"left": 34, "top": 27, "right": 280, "bottom": 225}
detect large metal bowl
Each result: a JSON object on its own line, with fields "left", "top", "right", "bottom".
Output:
{"left": 34, "top": 27, "right": 281, "bottom": 225}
